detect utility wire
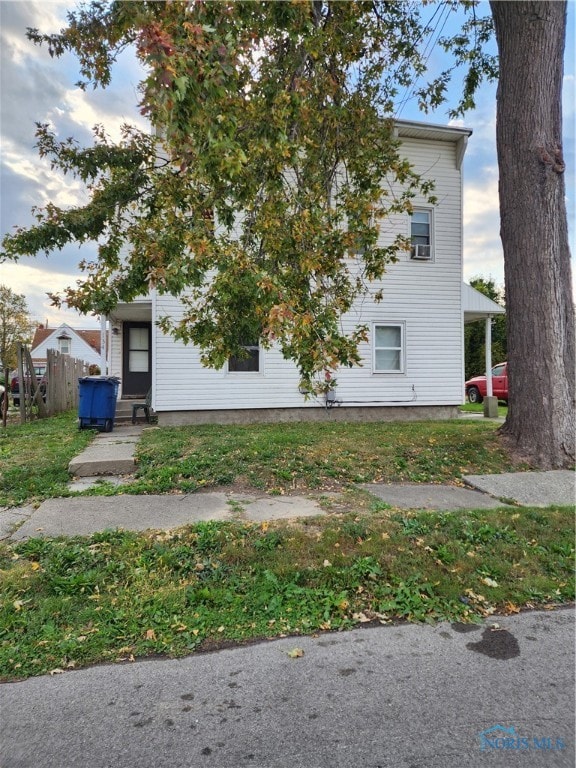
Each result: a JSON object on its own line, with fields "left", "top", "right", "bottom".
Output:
{"left": 394, "top": 1, "right": 454, "bottom": 118}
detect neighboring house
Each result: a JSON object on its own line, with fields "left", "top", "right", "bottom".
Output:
{"left": 106, "top": 119, "right": 504, "bottom": 425}
{"left": 31, "top": 323, "right": 103, "bottom": 369}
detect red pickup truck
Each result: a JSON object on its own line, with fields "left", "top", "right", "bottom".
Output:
{"left": 465, "top": 362, "right": 508, "bottom": 404}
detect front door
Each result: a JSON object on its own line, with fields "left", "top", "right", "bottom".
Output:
{"left": 122, "top": 322, "right": 152, "bottom": 397}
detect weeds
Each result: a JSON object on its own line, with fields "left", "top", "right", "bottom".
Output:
{"left": 0, "top": 413, "right": 93, "bottom": 507}
{"left": 121, "top": 420, "right": 524, "bottom": 497}
{"left": 0, "top": 504, "right": 572, "bottom": 680}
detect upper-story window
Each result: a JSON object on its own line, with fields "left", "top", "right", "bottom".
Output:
{"left": 228, "top": 341, "right": 260, "bottom": 373}
{"left": 57, "top": 335, "right": 71, "bottom": 355}
{"left": 410, "top": 209, "right": 433, "bottom": 261}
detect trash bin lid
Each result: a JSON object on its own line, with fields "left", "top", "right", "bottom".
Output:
{"left": 79, "top": 376, "right": 121, "bottom": 383}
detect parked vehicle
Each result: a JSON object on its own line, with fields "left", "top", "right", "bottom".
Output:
{"left": 465, "top": 362, "right": 508, "bottom": 404}
{"left": 10, "top": 365, "right": 47, "bottom": 407}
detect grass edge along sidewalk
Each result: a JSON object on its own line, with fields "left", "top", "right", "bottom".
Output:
{"left": 1, "top": 412, "right": 530, "bottom": 508}
{"left": 0, "top": 503, "right": 573, "bottom": 680}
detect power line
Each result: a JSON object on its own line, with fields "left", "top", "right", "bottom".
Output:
{"left": 394, "top": 1, "right": 455, "bottom": 118}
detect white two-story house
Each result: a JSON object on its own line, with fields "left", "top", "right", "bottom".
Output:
{"left": 105, "top": 119, "right": 504, "bottom": 425}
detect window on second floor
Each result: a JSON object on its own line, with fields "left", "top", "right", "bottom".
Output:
{"left": 58, "top": 336, "right": 71, "bottom": 355}
{"left": 410, "top": 209, "right": 433, "bottom": 260}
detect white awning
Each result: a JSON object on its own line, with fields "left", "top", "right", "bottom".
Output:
{"left": 463, "top": 283, "right": 506, "bottom": 323}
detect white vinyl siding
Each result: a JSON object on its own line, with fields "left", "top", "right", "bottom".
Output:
{"left": 149, "top": 130, "right": 466, "bottom": 412}
{"left": 31, "top": 325, "right": 101, "bottom": 368}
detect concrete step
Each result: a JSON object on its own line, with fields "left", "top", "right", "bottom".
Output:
{"left": 68, "top": 427, "right": 143, "bottom": 477}
{"left": 114, "top": 400, "right": 153, "bottom": 425}
{"left": 115, "top": 400, "right": 135, "bottom": 415}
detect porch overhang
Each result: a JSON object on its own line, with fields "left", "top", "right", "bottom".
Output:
{"left": 109, "top": 300, "right": 152, "bottom": 323}
{"left": 463, "top": 283, "right": 505, "bottom": 323}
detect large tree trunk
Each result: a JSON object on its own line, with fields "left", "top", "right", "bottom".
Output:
{"left": 490, "top": 0, "right": 575, "bottom": 468}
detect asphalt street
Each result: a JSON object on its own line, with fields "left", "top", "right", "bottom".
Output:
{"left": 1, "top": 607, "right": 574, "bottom": 768}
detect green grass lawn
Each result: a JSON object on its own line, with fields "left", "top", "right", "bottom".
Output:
{"left": 459, "top": 402, "right": 509, "bottom": 418}
{"left": 0, "top": 412, "right": 94, "bottom": 508}
{"left": 2, "top": 415, "right": 523, "bottom": 506}
{"left": 0, "top": 412, "right": 573, "bottom": 680}
{"left": 1, "top": 505, "right": 573, "bottom": 680}
{"left": 118, "top": 418, "right": 525, "bottom": 497}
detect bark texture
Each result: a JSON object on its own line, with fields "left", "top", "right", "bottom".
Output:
{"left": 490, "top": 0, "right": 575, "bottom": 468}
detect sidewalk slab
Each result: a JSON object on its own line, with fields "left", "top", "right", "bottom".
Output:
{"left": 68, "top": 431, "right": 141, "bottom": 477}
{"left": 67, "top": 476, "right": 136, "bottom": 492}
{"left": 0, "top": 505, "right": 35, "bottom": 540}
{"left": 464, "top": 470, "right": 575, "bottom": 507}
{"left": 9, "top": 493, "right": 327, "bottom": 540}
{"left": 360, "top": 483, "right": 509, "bottom": 511}
{"left": 230, "top": 494, "right": 325, "bottom": 521}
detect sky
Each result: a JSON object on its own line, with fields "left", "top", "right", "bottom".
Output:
{"left": 0, "top": 0, "right": 574, "bottom": 331}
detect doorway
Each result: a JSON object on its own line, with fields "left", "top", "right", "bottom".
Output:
{"left": 122, "top": 322, "right": 152, "bottom": 397}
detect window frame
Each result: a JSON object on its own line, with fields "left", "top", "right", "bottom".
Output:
{"left": 409, "top": 208, "right": 434, "bottom": 261}
{"left": 58, "top": 337, "right": 71, "bottom": 355}
{"left": 372, "top": 322, "right": 405, "bottom": 374}
{"left": 227, "top": 342, "right": 262, "bottom": 374}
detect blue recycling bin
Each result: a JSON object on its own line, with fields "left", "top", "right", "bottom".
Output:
{"left": 78, "top": 376, "right": 120, "bottom": 432}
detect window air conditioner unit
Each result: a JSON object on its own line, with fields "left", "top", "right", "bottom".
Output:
{"left": 411, "top": 244, "right": 432, "bottom": 260}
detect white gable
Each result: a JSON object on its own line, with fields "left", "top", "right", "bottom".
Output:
{"left": 32, "top": 324, "right": 102, "bottom": 366}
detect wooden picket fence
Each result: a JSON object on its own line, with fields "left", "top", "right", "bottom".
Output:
{"left": 15, "top": 344, "right": 90, "bottom": 422}
{"left": 45, "top": 348, "right": 90, "bottom": 416}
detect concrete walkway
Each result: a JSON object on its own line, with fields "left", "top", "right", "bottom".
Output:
{"left": 68, "top": 424, "right": 144, "bottom": 478}
{"left": 0, "top": 424, "right": 573, "bottom": 541}
{"left": 8, "top": 493, "right": 327, "bottom": 541}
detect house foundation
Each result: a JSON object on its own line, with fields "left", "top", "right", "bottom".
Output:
{"left": 156, "top": 405, "right": 459, "bottom": 426}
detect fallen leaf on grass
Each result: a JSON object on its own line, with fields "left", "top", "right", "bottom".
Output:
{"left": 145, "top": 629, "right": 156, "bottom": 641}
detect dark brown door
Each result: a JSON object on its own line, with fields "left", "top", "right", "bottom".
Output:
{"left": 122, "top": 322, "right": 152, "bottom": 397}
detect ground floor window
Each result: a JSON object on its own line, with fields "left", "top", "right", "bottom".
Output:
{"left": 228, "top": 342, "right": 260, "bottom": 372}
{"left": 373, "top": 324, "right": 404, "bottom": 373}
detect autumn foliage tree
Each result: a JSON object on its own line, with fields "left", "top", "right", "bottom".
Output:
{"left": 3, "top": 1, "right": 437, "bottom": 388}
{"left": 1, "top": 0, "right": 573, "bottom": 467}
{"left": 0, "top": 285, "right": 33, "bottom": 376}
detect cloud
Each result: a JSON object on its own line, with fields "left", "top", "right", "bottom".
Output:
{"left": 1, "top": 261, "right": 100, "bottom": 329}
{"left": 1, "top": 0, "right": 572, "bottom": 330}
{"left": 462, "top": 168, "right": 504, "bottom": 286}
{"left": 0, "top": 0, "right": 146, "bottom": 309}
